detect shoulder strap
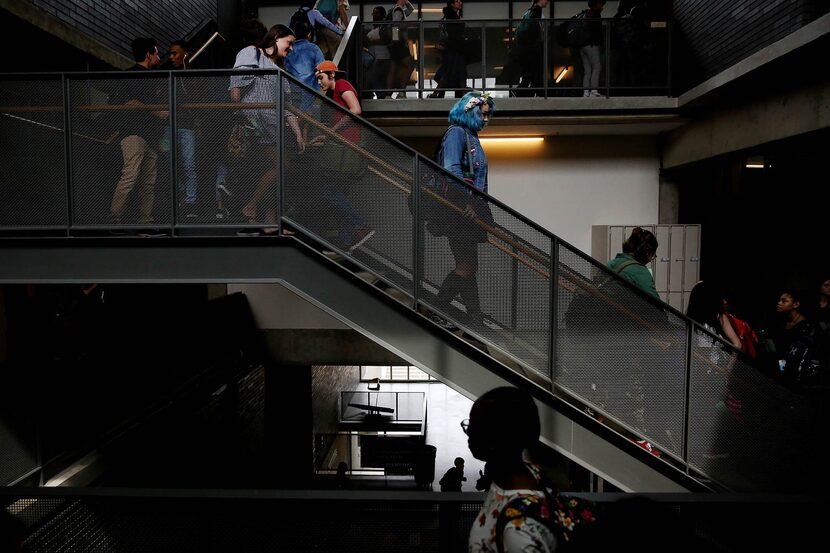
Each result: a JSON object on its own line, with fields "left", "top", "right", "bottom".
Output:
{"left": 613, "top": 259, "right": 640, "bottom": 274}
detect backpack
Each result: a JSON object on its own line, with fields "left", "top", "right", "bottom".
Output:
{"left": 516, "top": 7, "right": 540, "bottom": 43}
{"left": 495, "top": 476, "right": 598, "bottom": 553}
{"left": 563, "top": 259, "right": 641, "bottom": 340}
{"left": 410, "top": 126, "right": 475, "bottom": 237}
{"left": 290, "top": 6, "right": 315, "bottom": 34}
{"left": 724, "top": 312, "right": 759, "bottom": 359}
{"left": 555, "top": 10, "right": 590, "bottom": 48}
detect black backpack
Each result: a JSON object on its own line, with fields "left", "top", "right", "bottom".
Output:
{"left": 290, "top": 6, "right": 316, "bottom": 34}
{"left": 409, "top": 126, "right": 474, "bottom": 237}
{"left": 555, "top": 10, "right": 591, "bottom": 48}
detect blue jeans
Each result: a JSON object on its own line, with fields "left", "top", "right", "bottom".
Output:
{"left": 322, "top": 182, "right": 364, "bottom": 245}
{"left": 177, "top": 128, "right": 197, "bottom": 206}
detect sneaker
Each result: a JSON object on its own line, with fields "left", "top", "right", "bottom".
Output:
{"left": 582, "top": 90, "right": 590, "bottom": 98}
{"left": 427, "top": 312, "right": 458, "bottom": 331}
{"left": 185, "top": 212, "right": 198, "bottom": 219}
{"left": 137, "top": 228, "right": 166, "bottom": 237}
{"left": 347, "top": 228, "right": 375, "bottom": 252}
{"left": 236, "top": 228, "right": 261, "bottom": 237}
{"left": 217, "top": 183, "right": 232, "bottom": 198}
{"left": 589, "top": 90, "right": 603, "bottom": 98}
{"left": 631, "top": 439, "right": 661, "bottom": 458}
{"left": 216, "top": 207, "right": 230, "bottom": 220}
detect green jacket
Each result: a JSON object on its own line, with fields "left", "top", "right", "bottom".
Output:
{"left": 607, "top": 253, "right": 659, "bottom": 300}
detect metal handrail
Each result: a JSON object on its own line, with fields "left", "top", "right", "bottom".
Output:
{"left": 0, "top": 68, "right": 811, "bottom": 493}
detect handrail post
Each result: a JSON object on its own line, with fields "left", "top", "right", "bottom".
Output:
{"left": 605, "top": 19, "right": 611, "bottom": 97}
{"left": 549, "top": 237, "right": 559, "bottom": 388}
{"left": 62, "top": 75, "right": 73, "bottom": 235}
{"left": 682, "top": 321, "right": 694, "bottom": 471}
{"left": 169, "top": 72, "right": 177, "bottom": 233}
{"left": 412, "top": 155, "right": 422, "bottom": 308}
{"left": 543, "top": 19, "right": 549, "bottom": 98}
{"left": 277, "top": 73, "right": 284, "bottom": 234}
{"left": 510, "top": 246, "right": 518, "bottom": 331}
{"left": 418, "top": 20, "right": 425, "bottom": 98}
{"left": 480, "top": 21, "right": 486, "bottom": 92}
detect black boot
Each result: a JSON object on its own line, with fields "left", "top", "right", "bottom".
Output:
{"left": 436, "top": 271, "right": 464, "bottom": 312}
{"left": 459, "top": 275, "right": 483, "bottom": 328}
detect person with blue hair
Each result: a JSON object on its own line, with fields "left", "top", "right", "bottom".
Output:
{"left": 432, "top": 91, "right": 495, "bottom": 329}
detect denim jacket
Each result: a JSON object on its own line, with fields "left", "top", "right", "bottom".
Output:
{"left": 441, "top": 126, "right": 488, "bottom": 193}
{"left": 285, "top": 39, "right": 325, "bottom": 92}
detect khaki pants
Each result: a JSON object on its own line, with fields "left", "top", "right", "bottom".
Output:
{"left": 111, "top": 134, "right": 157, "bottom": 223}
{"left": 315, "top": 28, "right": 342, "bottom": 60}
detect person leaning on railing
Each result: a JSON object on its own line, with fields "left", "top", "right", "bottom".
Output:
{"left": 109, "top": 37, "right": 167, "bottom": 235}
{"left": 229, "top": 24, "right": 305, "bottom": 233}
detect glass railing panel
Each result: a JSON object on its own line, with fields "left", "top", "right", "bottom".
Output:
{"left": 687, "top": 328, "right": 818, "bottom": 492}
{"left": 284, "top": 75, "right": 416, "bottom": 297}
{"left": 555, "top": 242, "right": 688, "bottom": 458}
{"left": 0, "top": 76, "right": 67, "bottom": 228}
{"left": 69, "top": 74, "right": 172, "bottom": 228}
{"left": 417, "top": 159, "right": 552, "bottom": 379}
{"left": 361, "top": 21, "right": 397, "bottom": 99}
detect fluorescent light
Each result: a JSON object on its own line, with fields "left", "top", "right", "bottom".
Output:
{"left": 745, "top": 155, "right": 764, "bottom": 169}
{"left": 479, "top": 137, "right": 545, "bottom": 144}
{"left": 555, "top": 67, "right": 569, "bottom": 83}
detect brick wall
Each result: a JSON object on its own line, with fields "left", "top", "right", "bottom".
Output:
{"left": 673, "top": 0, "right": 828, "bottom": 87}
{"left": 26, "top": 0, "right": 216, "bottom": 60}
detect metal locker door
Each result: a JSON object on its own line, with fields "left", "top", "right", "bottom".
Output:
{"left": 668, "top": 292, "right": 683, "bottom": 311}
{"left": 684, "top": 225, "right": 701, "bottom": 291}
{"left": 654, "top": 225, "right": 670, "bottom": 292}
{"left": 669, "top": 226, "right": 685, "bottom": 293}
{"left": 609, "top": 226, "right": 625, "bottom": 260}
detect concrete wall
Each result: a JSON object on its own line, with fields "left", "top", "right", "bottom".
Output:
{"left": 5, "top": 0, "right": 216, "bottom": 66}
{"left": 486, "top": 135, "right": 660, "bottom": 253}
{"left": 673, "top": 0, "right": 828, "bottom": 88}
{"left": 229, "top": 284, "right": 348, "bottom": 330}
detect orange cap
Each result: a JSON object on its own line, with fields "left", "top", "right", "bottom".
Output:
{"left": 315, "top": 60, "right": 345, "bottom": 76}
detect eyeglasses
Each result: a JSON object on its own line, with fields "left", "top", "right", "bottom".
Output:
{"left": 460, "top": 419, "right": 470, "bottom": 435}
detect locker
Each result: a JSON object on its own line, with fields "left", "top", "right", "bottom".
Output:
{"left": 653, "top": 226, "right": 671, "bottom": 292}
{"left": 669, "top": 226, "right": 685, "bottom": 291}
{"left": 684, "top": 226, "right": 701, "bottom": 291}
{"left": 592, "top": 224, "right": 702, "bottom": 311}
{"left": 668, "top": 292, "right": 683, "bottom": 310}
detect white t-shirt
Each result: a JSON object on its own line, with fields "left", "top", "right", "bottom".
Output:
{"left": 468, "top": 465, "right": 557, "bottom": 553}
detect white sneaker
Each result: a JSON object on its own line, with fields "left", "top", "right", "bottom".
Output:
{"left": 590, "top": 90, "right": 603, "bottom": 97}
{"left": 582, "top": 90, "right": 590, "bottom": 97}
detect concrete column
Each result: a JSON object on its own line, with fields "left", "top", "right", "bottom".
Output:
{"left": 658, "top": 173, "right": 680, "bottom": 224}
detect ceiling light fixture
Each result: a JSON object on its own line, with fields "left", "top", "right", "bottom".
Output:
{"left": 479, "top": 137, "right": 545, "bottom": 145}
{"left": 555, "top": 67, "right": 569, "bottom": 83}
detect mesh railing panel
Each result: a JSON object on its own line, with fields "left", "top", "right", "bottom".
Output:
{"left": 14, "top": 495, "right": 482, "bottom": 553}
{"left": 284, "top": 77, "right": 416, "bottom": 296}
{"left": 687, "top": 329, "right": 820, "bottom": 492}
{"left": 417, "top": 160, "right": 552, "bottom": 378}
{"left": 69, "top": 75, "right": 172, "bottom": 227}
{"left": 0, "top": 78, "right": 67, "bottom": 228}
{"left": 0, "top": 415, "right": 38, "bottom": 486}
{"left": 172, "top": 73, "right": 247, "bottom": 225}
{"left": 555, "top": 243, "right": 687, "bottom": 458}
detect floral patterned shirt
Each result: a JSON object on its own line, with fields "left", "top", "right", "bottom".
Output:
{"left": 468, "top": 464, "right": 557, "bottom": 553}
